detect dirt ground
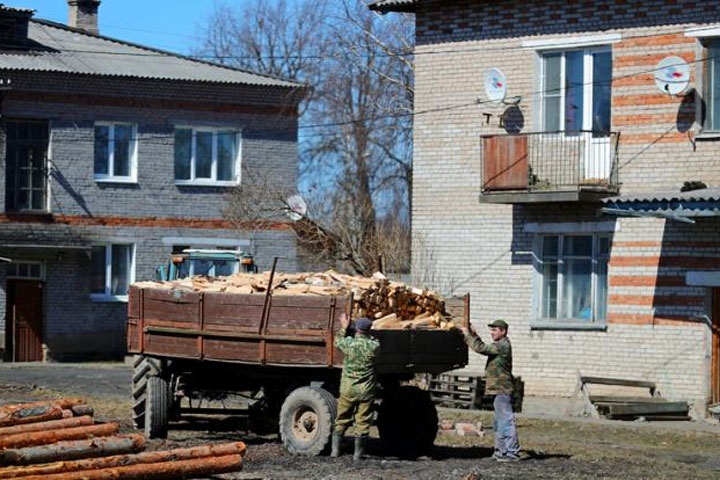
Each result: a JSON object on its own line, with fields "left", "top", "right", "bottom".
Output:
{"left": 2, "top": 364, "right": 720, "bottom": 480}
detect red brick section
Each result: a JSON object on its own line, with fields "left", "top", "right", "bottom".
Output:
{"left": 608, "top": 294, "right": 704, "bottom": 307}
{"left": 613, "top": 94, "right": 686, "bottom": 107}
{"left": 613, "top": 51, "right": 695, "bottom": 68}
{"left": 609, "top": 275, "right": 686, "bottom": 287}
{"left": 613, "top": 113, "right": 685, "bottom": 126}
{"left": 616, "top": 33, "right": 696, "bottom": 48}
{"left": 612, "top": 241, "right": 662, "bottom": 248}
{"left": 607, "top": 313, "right": 699, "bottom": 326}
{"left": 610, "top": 256, "right": 720, "bottom": 268}
{"left": 0, "top": 214, "right": 292, "bottom": 231}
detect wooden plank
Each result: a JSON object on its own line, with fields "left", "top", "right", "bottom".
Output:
{"left": 606, "top": 402, "right": 688, "bottom": 416}
{"left": 580, "top": 376, "right": 656, "bottom": 389}
{"left": 590, "top": 396, "right": 667, "bottom": 404}
{"left": 144, "top": 326, "right": 325, "bottom": 344}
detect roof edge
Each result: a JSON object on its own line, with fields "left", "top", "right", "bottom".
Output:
{"left": 369, "top": 0, "right": 416, "bottom": 13}
{"left": 29, "top": 18, "right": 306, "bottom": 90}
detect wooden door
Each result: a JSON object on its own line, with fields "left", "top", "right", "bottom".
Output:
{"left": 7, "top": 280, "right": 43, "bottom": 362}
{"left": 712, "top": 288, "right": 720, "bottom": 404}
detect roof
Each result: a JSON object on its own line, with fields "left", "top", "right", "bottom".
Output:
{"left": 0, "top": 4, "right": 33, "bottom": 15}
{"left": 601, "top": 187, "right": 720, "bottom": 224}
{"left": 0, "top": 18, "right": 302, "bottom": 88}
{"left": 369, "top": 0, "right": 417, "bottom": 13}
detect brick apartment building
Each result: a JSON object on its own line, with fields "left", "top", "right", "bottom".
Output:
{"left": 0, "top": 2, "right": 304, "bottom": 361}
{"left": 372, "top": 0, "right": 720, "bottom": 416}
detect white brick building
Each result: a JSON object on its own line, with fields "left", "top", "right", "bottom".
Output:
{"left": 372, "top": 0, "right": 720, "bottom": 416}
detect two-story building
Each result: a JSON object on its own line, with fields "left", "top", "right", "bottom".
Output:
{"left": 372, "top": 0, "right": 720, "bottom": 416}
{"left": 0, "top": 1, "right": 304, "bottom": 361}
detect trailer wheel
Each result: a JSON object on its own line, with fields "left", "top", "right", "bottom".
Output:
{"left": 378, "top": 386, "right": 438, "bottom": 458}
{"left": 131, "top": 355, "right": 162, "bottom": 429}
{"left": 145, "top": 375, "right": 170, "bottom": 439}
{"left": 279, "top": 387, "right": 337, "bottom": 456}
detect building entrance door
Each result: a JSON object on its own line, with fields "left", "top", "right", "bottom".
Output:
{"left": 6, "top": 280, "right": 43, "bottom": 362}
{"left": 712, "top": 288, "right": 720, "bottom": 404}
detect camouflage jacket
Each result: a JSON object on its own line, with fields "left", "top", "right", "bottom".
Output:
{"left": 464, "top": 333, "right": 514, "bottom": 395}
{"left": 335, "top": 328, "right": 381, "bottom": 401}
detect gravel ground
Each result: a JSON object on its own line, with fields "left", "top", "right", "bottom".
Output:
{"left": 1, "top": 363, "right": 720, "bottom": 480}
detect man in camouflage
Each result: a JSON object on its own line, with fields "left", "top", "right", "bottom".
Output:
{"left": 462, "top": 319, "right": 520, "bottom": 462}
{"left": 331, "top": 313, "right": 380, "bottom": 461}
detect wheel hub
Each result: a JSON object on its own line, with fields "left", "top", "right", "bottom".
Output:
{"left": 291, "top": 408, "right": 318, "bottom": 441}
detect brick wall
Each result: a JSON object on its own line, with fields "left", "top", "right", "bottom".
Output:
{"left": 0, "top": 71, "right": 301, "bottom": 360}
{"left": 411, "top": 0, "right": 720, "bottom": 413}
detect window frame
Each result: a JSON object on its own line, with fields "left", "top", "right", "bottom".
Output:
{"left": 173, "top": 126, "right": 242, "bottom": 187}
{"left": 704, "top": 38, "right": 720, "bottom": 133}
{"left": 533, "top": 233, "right": 611, "bottom": 328}
{"left": 7, "top": 261, "right": 44, "bottom": 280}
{"left": 93, "top": 122, "right": 139, "bottom": 183}
{"left": 89, "top": 243, "right": 135, "bottom": 303}
{"left": 538, "top": 46, "right": 612, "bottom": 135}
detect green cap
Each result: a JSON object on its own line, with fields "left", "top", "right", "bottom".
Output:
{"left": 487, "top": 319, "right": 509, "bottom": 329}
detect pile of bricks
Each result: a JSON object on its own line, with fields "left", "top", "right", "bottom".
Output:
{"left": 0, "top": 398, "right": 246, "bottom": 479}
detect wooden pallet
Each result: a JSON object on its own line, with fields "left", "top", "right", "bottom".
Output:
{"left": 577, "top": 375, "right": 689, "bottom": 420}
{"left": 428, "top": 374, "right": 524, "bottom": 412}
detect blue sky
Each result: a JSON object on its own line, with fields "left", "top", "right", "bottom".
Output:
{"left": 9, "top": 0, "right": 230, "bottom": 54}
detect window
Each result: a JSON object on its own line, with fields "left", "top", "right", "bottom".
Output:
{"left": 536, "top": 234, "right": 610, "bottom": 323}
{"left": 5, "top": 120, "right": 49, "bottom": 212}
{"left": 172, "top": 245, "right": 239, "bottom": 278}
{"left": 174, "top": 128, "right": 240, "bottom": 185}
{"left": 7, "top": 261, "right": 43, "bottom": 280}
{"left": 90, "top": 244, "right": 134, "bottom": 301}
{"left": 541, "top": 48, "right": 612, "bottom": 136}
{"left": 94, "top": 123, "right": 138, "bottom": 182}
{"left": 706, "top": 39, "right": 720, "bottom": 131}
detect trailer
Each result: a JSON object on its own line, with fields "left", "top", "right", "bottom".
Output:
{"left": 126, "top": 284, "right": 468, "bottom": 457}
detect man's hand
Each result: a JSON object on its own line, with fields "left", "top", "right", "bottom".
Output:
{"left": 340, "top": 313, "right": 350, "bottom": 329}
{"left": 461, "top": 323, "right": 477, "bottom": 337}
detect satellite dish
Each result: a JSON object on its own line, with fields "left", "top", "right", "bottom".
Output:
{"left": 484, "top": 68, "right": 507, "bottom": 103}
{"left": 654, "top": 56, "right": 690, "bottom": 95}
{"left": 285, "top": 194, "right": 307, "bottom": 222}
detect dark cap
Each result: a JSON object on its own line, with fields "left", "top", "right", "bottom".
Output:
{"left": 354, "top": 317, "right": 373, "bottom": 332}
{"left": 487, "top": 319, "right": 509, "bottom": 330}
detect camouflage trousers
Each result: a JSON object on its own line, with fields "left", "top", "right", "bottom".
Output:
{"left": 334, "top": 395, "right": 374, "bottom": 436}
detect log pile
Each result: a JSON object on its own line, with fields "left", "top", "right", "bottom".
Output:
{"left": 0, "top": 398, "right": 246, "bottom": 479}
{"left": 135, "top": 270, "right": 458, "bottom": 330}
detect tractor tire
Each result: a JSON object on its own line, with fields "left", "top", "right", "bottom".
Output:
{"left": 378, "top": 386, "right": 438, "bottom": 458}
{"left": 145, "top": 375, "right": 170, "bottom": 439}
{"left": 131, "top": 355, "right": 162, "bottom": 429}
{"left": 279, "top": 386, "right": 337, "bottom": 456}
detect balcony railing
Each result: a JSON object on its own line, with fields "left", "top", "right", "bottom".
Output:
{"left": 480, "top": 131, "right": 620, "bottom": 201}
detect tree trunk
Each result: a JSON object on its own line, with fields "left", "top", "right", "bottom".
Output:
{"left": 0, "top": 424, "right": 118, "bottom": 450}
{"left": 0, "top": 442, "right": 246, "bottom": 479}
{"left": 0, "top": 434, "right": 145, "bottom": 466}
{"left": 0, "top": 416, "right": 93, "bottom": 437}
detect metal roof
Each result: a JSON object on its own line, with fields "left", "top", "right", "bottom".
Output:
{"left": 601, "top": 187, "right": 720, "bottom": 224}
{"left": 0, "top": 19, "right": 302, "bottom": 88}
{"left": 369, "top": 0, "right": 417, "bottom": 13}
{"left": 0, "top": 4, "right": 34, "bottom": 14}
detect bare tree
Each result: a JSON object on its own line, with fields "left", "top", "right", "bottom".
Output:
{"left": 196, "top": 0, "right": 415, "bottom": 276}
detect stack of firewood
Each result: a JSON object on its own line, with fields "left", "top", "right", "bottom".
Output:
{"left": 0, "top": 398, "right": 246, "bottom": 479}
{"left": 135, "top": 269, "right": 458, "bottom": 330}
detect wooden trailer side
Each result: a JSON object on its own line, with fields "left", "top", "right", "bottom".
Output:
{"left": 127, "top": 286, "right": 350, "bottom": 368}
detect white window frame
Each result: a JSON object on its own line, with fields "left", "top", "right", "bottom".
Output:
{"left": 538, "top": 46, "right": 611, "bottom": 134}
{"left": 533, "top": 233, "right": 611, "bottom": 326}
{"left": 90, "top": 243, "right": 135, "bottom": 302}
{"left": 174, "top": 126, "right": 242, "bottom": 186}
{"left": 7, "top": 261, "right": 44, "bottom": 280}
{"left": 93, "top": 122, "right": 138, "bottom": 183}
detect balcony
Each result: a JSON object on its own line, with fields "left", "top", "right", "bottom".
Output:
{"left": 479, "top": 131, "right": 620, "bottom": 204}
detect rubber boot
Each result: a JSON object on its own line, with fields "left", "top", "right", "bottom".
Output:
{"left": 330, "top": 432, "right": 342, "bottom": 458}
{"left": 353, "top": 435, "right": 367, "bottom": 461}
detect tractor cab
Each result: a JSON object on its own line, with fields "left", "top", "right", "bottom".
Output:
{"left": 156, "top": 249, "right": 257, "bottom": 281}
